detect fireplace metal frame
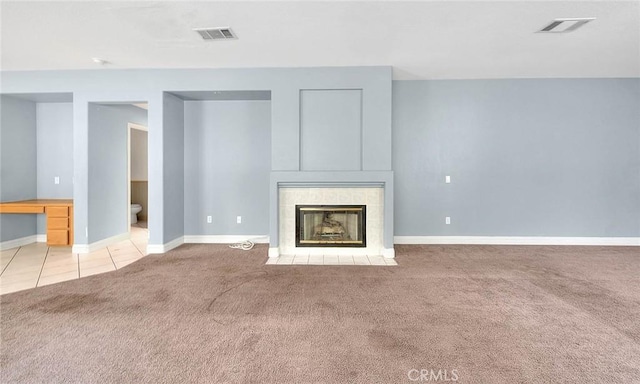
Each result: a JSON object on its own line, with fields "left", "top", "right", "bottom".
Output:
{"left": 295, "top": 205, "right": 366, "bottom": 248}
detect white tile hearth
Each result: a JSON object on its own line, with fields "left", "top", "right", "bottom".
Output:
{"left": 265, "top": 255, "right": 397, "bottom": 266}
{"left": 324, "top": 255, "right": 340, "bottom": 265}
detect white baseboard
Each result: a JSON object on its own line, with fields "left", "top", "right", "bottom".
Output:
{"left": 268, "top": 247, "right": 280, "bottom": 258}
{"left": 394, "top": 236, "right": 640, "bottom": 246}
{"left": 183, "top": 235, "right": 270, "bottom": 244}
{"left": 147, "top": 236, "right": 184, "bottom": 254}
{"left": 0, "top": 235, "right": 37, "bottom": 251}
{"left": 72, "top": 232, "right": 131, "bottom": 254}
{"left": 146, "top": 235, "right": 270, "bottom": 255}
{"left": 36, "top": 234, "right": 47, "bottom": 243}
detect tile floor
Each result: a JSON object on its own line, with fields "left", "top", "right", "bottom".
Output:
{"left": 1, "top": 225, "right": 394, "bottom": 294}
{"left": 266, "top": 254, "right": 397, "bottom": 266}
{"left": 0, "top": 223, "right": 148, "bottom": 295}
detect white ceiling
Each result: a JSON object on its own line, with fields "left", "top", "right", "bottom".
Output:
{"left": 1, "top": 1, "right": 638, "bottom": 80}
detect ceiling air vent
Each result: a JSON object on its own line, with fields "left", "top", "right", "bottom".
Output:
{"left": 194, "top": 27, "right": 237, "bottom": 40}
{"left": 538, "top": 18, "right": 595, "bottom": 33}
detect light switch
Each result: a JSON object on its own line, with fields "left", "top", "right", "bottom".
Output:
{"left": 207, "top": 216, "right": 212, "bottom": 223}
{"left": 445, "top": 217, "right": 451, "bottom": 225}
{"left": 445, "top": 175, "right": 451, "bottom": 184}
{"left": 54, "top": 176, "right": 60, "bottom": 184}
{"left": 237, "top": 216, "right": 242, "bottom": 224}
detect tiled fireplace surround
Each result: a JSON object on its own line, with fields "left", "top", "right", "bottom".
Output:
{"left": 269, "top": 172, "right": 395, "bottom": 259}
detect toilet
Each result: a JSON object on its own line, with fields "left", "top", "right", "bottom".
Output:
{"left": 131, "top": 204, "right": 142, "bottom": 224}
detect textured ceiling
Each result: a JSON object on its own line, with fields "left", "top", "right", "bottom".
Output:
{"left": 1, "top": 1, "right": 638, "bottom": 79}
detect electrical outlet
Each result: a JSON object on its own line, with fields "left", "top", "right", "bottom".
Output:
{"left": 445, "top": 217, "right": 451, "bottom": 225}
{"left": 237, "top": 216, "right": 242, "bottom": 224}
{"left": 445, "top": 175, "right": 451, "bottom": 184}
{"left": 207, "top": 216, "right": 212, "bottom": 223}
{"left": 54, "top": 176, "right": 60, "bottom": 184}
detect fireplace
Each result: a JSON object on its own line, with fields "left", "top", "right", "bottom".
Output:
{"left": 273, "top": 179, "right": 393, "bottom": 258}
{"left": 296, "top": 205, "right": 366, "bottom": 247}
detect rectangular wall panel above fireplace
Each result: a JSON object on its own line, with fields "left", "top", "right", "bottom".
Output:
{"left": 299, "top": 89, "right": 363, "bottom": 171}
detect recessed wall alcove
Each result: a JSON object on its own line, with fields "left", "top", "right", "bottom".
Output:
{"left": 172, "top": 90, "right": 272, "bottom": 242}
{"left": 0, "top": 92, "right": 74, "bottom": 248}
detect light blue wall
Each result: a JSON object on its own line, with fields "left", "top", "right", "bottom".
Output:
{"left": 393, "top": 78, "right": 640, "bottom": 237}
{"left": 2, "top": 67, "right": 393, "bottom": 248}
{"left": 1, "top": 67, "right": 393, "bottom": 171}
{"left": 0, "top": 96, "right": 37, "bottom": 242}
{"left": 300, "top": 90, "right": 362, "bottom": 171}
{"left": 4, "top": 69, "right": 635, "bottom": 248}
{"left": 87, "top": 104, "right": 147, "bottom": 243}
{"left": 270, "top": 68, "right": 392, "bottom": 171}
{"left": 146, "top": 92, "right": 164, "bottom": 246}
{"left": 184, "top": 100, "right": 271, "bottom": 235}
{"left": 161, "top": 93, "right": 184, "bottom": 243}
{"left": 36, "top": 102, "right": 73, "bottom": 234}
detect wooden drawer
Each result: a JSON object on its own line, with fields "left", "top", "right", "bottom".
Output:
{"left": 47, "top": 230, "right": 69, "bottom": 245}
{"left": 48, "top": 217, "right": 69, "bottom": 229}
{"left": 0, "top": 205, "right": 45, "bottom": 214}
{"left": 46, "top": 206, "right": 69, "bottom": 217}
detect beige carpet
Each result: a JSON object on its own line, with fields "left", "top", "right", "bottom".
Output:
{"left": 1, "top": 244, "right": 639, "bottom": 383}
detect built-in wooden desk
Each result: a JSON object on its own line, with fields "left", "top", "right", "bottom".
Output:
{"left": 0, "top": 199, "right": 73, "bottom": 246}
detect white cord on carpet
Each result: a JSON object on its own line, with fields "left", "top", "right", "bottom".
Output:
{"left": 229, "top": 240, "right": 254, "bottom": 251}
{"left": 228, "top": 236, "right": 268, "bottom": 251}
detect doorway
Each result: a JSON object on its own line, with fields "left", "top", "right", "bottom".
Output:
{"left": 128, "top": 122, "right": 148, "bottom": 232}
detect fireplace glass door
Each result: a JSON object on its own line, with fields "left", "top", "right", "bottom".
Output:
{"left": 295, "top": 205, "right": 366, "bottom": 247}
